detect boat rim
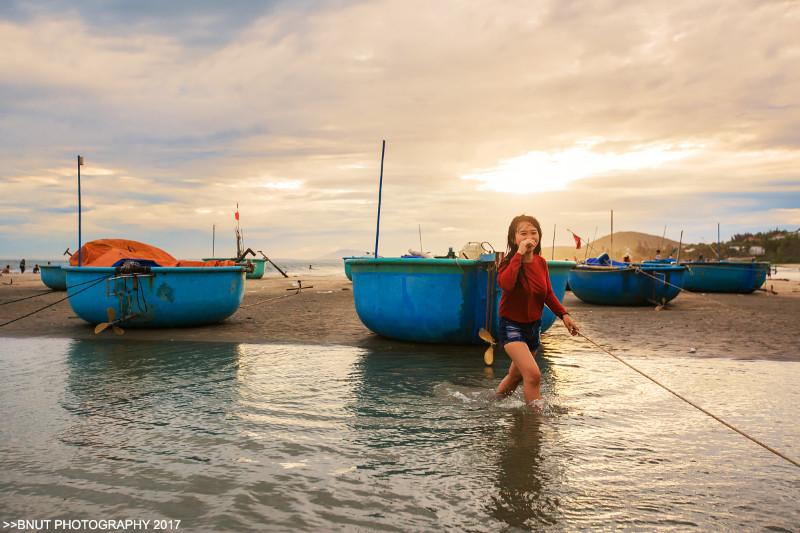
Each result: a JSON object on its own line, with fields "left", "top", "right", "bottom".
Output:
{"left": 348, "top": 257, "right": 577, "bottom": 267}
{"left": 63, "top": 265, "right": 248, "bottom": 273}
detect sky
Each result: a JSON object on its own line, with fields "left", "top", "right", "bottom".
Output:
{"left": 1, "top": 0, "right": 799, "bottom": 259}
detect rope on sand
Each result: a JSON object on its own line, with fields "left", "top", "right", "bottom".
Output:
{"left": 574, "top": 327, "right": 800, "bottom": 469}
{"left": 0, "top": 290, "right": 56, "bottom": 306}
{"left": 0, "top": 276, "right": 108, "bottom": 328}
{"left": 239, "top": 292, "right": 296, "bottom": 309}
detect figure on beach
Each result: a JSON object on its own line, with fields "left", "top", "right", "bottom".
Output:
{"left": 623, "top": 254, "right": 631, "bottom": 263}
{"left": 33, "top": 264, "right": 40, "bottom": 274}
{"left": 494, "top": 215, "right": 579, "bottom": 409}
{"left": 19, "top": 259, "right": 26, "bottom": 274}
{"left": 654, "top": 249, "right": 662, "bottom": 260}
{"left": 2, "top": 265, "right": 10, "bottom": 274}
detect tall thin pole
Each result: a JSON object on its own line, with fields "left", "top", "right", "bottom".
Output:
{"left": 660, "top": 225, "right": 667, "bottom": 252}
{"left": 212, "top": 224, "right": 216, "bottom": 256}
{"left": 77, "top": 155, "right": 83, "bottom": 266}
{"left": 610, "top": 209, "right": 614, "bottom": 259}
{"left": 418, "top": 224, "right": 423, "bottom": 253}
{"left": 374, "top": 140, "right": 386, "bottom": 258}
{"left": 677, "top": 230, "right": 684, "bottom": 263}
{"left": 585, "top": 226, "right": 597, "bottom": 260}
{"left": 551, "top": 224, "right": 556, "bottom": 260}
{"left": 717, "top": 222, "right": 721, "bottom": 259}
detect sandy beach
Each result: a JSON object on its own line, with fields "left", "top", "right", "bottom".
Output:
{"left": 1, "top": 272, "right": 799, "bottom": 361}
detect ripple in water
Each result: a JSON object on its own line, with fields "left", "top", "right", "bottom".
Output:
{"left": 0, "top": 336, "right": 797, "bottom": 531}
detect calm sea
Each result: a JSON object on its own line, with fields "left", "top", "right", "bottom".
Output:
{"left": 1, "top": 329, "right": 797, "bottom": 531}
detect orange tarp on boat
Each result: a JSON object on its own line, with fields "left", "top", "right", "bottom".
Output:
{"left": 70, "top": 239, "right": 238, "bottom": 267}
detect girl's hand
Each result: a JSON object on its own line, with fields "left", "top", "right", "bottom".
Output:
{"left": 563, "top": 314, "right": 579, "bottom": 336}
{"left": 517, "top": 239, "right": 537, "bottom": 254}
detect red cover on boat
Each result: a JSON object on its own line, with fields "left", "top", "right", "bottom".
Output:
{"left": 70, "top": 239, "right": 237, "bottom": 267}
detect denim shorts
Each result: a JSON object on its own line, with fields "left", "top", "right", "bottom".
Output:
{"left": 498, "top": 317, "right": 542, "bottom": 352}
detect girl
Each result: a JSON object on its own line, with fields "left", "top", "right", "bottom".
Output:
{"left": 495, "top": 215, "right": 579, "bottom": 408}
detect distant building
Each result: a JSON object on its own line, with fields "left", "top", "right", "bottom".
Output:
{"left": 749, "top": 246, "right": 765, "bottom": 256}
{"left": 769, "top": 234, "right": 785, "bottom": 240}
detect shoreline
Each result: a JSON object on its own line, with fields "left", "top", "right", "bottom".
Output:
{"left": 1, "top": 273, "right": 799, "bottom": 361}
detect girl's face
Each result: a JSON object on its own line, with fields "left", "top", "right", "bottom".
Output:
{"left": 515, "top": 221, "right": 539, "bottom": 247}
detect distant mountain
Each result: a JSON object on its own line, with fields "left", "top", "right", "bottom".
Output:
{"left": 542, "top": 231, "right": 683, "bottom": 262}
{"left": 315, "top": 248, "right": 372, "bottom": 260}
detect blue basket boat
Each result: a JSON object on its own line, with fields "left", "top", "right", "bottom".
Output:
{"left": 679, "top": 261, "right": 769, "bottom": 293}
{"left": 568, "top": 263, "right": 686, "bottom": 306}
{"left": 349, "top": 256, "right": 574, "bottom": 344}
{"left": 63, "top": 265, "right": 247, "bottom": 327}
{"left": 39, "top": 265, "right": 67, "bottom": 291}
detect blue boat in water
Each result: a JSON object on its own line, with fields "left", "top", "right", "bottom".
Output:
{"left": 569, "top": 262, "right": 686, "bottom": 306}
{"left": 64, "top": 265, "right": 247, "bottom": 327}
{"left": 39, "top": 265, "right": 67, "bottom": 291}
{"left": 349, "top": 256, "right": 574, "bottom": 344}
{"left": 680, "top": 261, "right": 769, "bottom": 293}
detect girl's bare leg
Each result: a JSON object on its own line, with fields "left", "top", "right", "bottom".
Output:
{"left": 496, "top": 361, "right": 522, "bottom": 397}
{"left": 496, "top": 341, "right": 542, "bottom": 404}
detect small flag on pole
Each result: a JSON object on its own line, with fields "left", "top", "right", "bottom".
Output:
{"left": 572, "top": 232, "right": 582, "bottom": 249}
{"left": 235, "top": 210, "right": 239, "bottom": 221}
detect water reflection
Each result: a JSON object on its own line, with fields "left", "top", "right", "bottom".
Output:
{"left": 348, "top": 339, "right": 563, "bottom": 528}
{"left": 489, "top": 412, "right": 559, "bottom": 528}
{"left": 62, "top": 339, "right": 242, "bottom": 461}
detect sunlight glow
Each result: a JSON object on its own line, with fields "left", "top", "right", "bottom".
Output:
{"left": 460, "top": 142, "right": 697, "bottom": 193}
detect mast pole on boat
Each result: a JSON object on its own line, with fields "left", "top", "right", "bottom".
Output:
{"left": 717, "top": 222, "right": 721, "bottom": 259}
{"left": 660, "top": 225, "right": 667, "bottom": 253}
{"left": 551, "top": 224, "right": 556, "bottom": 260}
{"left": 77, "top": 155, "right": 84, "bottom": 266}
{"left": 610, "top": 210, "right": 614, "bottom": 260}
{"left": 677, "top": 230, "right": 683, "bottom": 263}
{"left": 374, "top": 140, "right": 386, "bottom": 258}
{"left": 235, "top": 203, "right": 242, "bottom": 258}
{"left": 212, "top": 224, "right": 216, "bottom": 256}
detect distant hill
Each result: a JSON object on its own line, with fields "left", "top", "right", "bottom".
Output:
{"left": 315, "top": 248, "right": 372, "bottom": 260}
{"left": 542, "top": 231, "right": 683, "bottom": 262}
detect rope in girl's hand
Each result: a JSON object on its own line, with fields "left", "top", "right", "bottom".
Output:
{"left": 566, "top": 323, "right": 800, "bottom": 469}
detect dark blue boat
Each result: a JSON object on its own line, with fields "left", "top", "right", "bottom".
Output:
{"left": 569, "top": 263, "right": 685, "bottom": 306}
{"left": 64, "top": 265, "right": 247, "bottom": 327}
{"left": 39, "top": 265, "right": 67, "bottom": 291}
{"left": 680, "top": 261, "right": 769, "bottom": 293}
{"left": 349, "top": 256, "right": 573, "bottom": 344}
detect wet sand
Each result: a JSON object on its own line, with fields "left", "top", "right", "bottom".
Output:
{"left": 1, "top": 273, "right": 799, "bottom": 361}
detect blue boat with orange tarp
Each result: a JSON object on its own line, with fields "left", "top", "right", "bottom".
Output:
{"left": 569, "top": 254, "right": 685, "bottom": 306}
{"left": 65, "top": 239, "right": 248, "bottom": 328}
{"left": 349, "top": 255, "right": 574, "bottom": 344}
{"left": 679, "top": 260, "right": 770, "bottom": 293}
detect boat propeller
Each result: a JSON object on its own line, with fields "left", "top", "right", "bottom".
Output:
{"left": 478, "top": 328, "right": 496, "bottom": 366}
{"left": 94, "top": 307, "right": 125, "bottom": 335}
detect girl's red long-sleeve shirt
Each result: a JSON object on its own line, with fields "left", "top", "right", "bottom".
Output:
{"left": 498, "top": 253, "right": 567, "bottom": 323}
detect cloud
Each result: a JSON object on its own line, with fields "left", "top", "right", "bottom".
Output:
{"left": 1, "top": 0, "right": 799, "bottom": 257}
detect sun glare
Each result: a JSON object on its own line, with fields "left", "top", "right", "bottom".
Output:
{"left": 460, "top": 142, "right": 697, "bottom": 193}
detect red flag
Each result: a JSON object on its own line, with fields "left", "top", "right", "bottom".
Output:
{"left": 572, "top": 232, "right": 581, "bottom": 249}
{"left": 235, "top": 210, "right": 240, "bottom": 221}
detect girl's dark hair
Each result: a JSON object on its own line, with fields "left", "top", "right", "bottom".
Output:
{"left": 500, "top": 215, "right": 543, "bottom": 267}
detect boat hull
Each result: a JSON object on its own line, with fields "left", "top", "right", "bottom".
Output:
{"left": 39, "top": 265, "right": 67, "bottom": 291}
{"left": 568, "top": 265, "right": 685, "bottom": 306}
{"left": 64, "top": 266, "right": 246, "bottom": 327}
{"left": 350, "top": 258, "right": 573, "bottom": 344}
{"left": 680, "top": 261, "right": 769, "bottom": 293}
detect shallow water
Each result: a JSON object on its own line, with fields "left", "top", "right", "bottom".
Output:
{"left": 1, "top": 335, "right": 798, "bottom": 531}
